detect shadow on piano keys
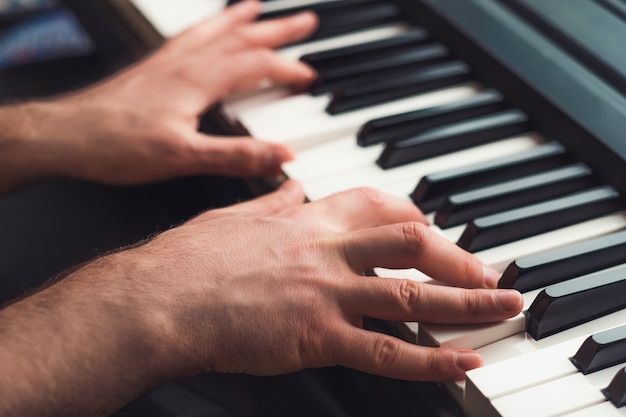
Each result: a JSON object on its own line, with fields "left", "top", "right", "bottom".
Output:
{"left": 125, "top": 0, "right": 626, "bottom": 416}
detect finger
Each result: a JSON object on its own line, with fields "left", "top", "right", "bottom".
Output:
{"left": 305, "top": 188, "right": 427, "bottom": 232}
{"left": 332, "top": 326, "right": 483, "bottom": 381}
{"left": 187, "top": 179, "right": 305, "bottom": 225}
{"left": 340, "top": 276, "right": 522, "bottom": 323}
{"left": 207, "top": 49, "right": 316, "bottom": 96}
{"left": 188, "top": 134, "right": 295, "bottom": 177}
{"left": 233, "top": 11, "right": 318, "bottom": 50}
{"left": 165, "top": 0, "right": 262, "bottom": 54}
{"left": 342, "top": 222, "right": 500, "bottom": 288}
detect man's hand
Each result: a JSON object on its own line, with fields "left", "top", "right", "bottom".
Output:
{"left": 142, "top": 182, "right": 521, "bottom": 381}
{"left": 0, "top": 1, "right": 317, "bottom": 195}
{"left": 0, "top": 182, "right": 522, "bottom": 416}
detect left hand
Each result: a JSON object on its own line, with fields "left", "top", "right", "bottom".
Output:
{"left": 13, "top": 1, "right": 317, "bottom": 187}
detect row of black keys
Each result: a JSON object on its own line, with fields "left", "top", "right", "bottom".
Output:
{"left": 345, "top": 77, "right": 626, "bottom": 342}
{"left": 231, "top": 0, "right": 626, "bottom": 347}
{"left": 240, "top": 0, "right": 626, "bottom": 408}
{"left": 255, "top": 0, "right": 475, "bottom": 114}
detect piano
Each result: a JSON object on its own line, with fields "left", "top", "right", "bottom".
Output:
{"left": 111, "top": 0, "right": 626, "bottom": 416}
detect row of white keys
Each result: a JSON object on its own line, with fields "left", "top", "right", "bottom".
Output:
{"left": 565, "top": 402, "right": 626, "bottom": 417}
{"left": 238, "top": 82, "right": 469, "bottom": 147}
{"left": 465, "top": 336, "right": 585, "bottom": 417}
{"left": 465, "top": 311, "right": 626, "bottom": 416}
{"left": 490, "top": 362, "right": 624, "bottom": 417}
{"left": 129, "top": 0, "right": 339, "bottom": 38}
{"left": 293, "top": 133, "right": 541, "bottom": 202}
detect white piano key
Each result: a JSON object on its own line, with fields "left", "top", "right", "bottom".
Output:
{"left": 490, "top": 363, "right": 624, "bottom": 417}
{"left": 563, "top": 402, "right": 626, "bottom": 417}
{"left": 240, "top": 84, "right": 481, "bottom": 148}
{"left": 130, "top": 0, "right": 339, "bottom": 38}
{"left": 464, "top": 337, "right": 585, "bottom": 417}
{"left": 300, "top": 134, "right": 544, "bottom": 201}
{"left": 283, "top": 134, "right": 383, "bottom": 182}
{"left": 277, "top": 23, "right": 411, "bottom": 61}
{"left": 130, "top": 0, "right": 227, "bottom": 37}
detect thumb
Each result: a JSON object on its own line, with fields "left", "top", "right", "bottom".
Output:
{"left": 190, "top": 134, "right": 295, "bottom": 177}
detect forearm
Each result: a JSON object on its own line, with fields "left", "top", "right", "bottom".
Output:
{"left": 0, "top": 251, "right": 177, "bottom": 417}
{"left": 0, "top": 102, "right": 70, "bottom": 196}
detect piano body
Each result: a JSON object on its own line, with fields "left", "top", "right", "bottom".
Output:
{"left": 111, "top": 0, "right": 626, "bottom": 416}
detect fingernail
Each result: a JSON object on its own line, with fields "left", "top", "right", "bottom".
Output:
{"left": 495, "top": 290, "right": 523, "bottom": 312}
{"left": 483, "top": 264, "right": 501, "bottom": 288}
{"left": 299, "top": 63, "right": 317, "bottom": 79}
{"left": 455, "top": 350, "right": 483, "bottom": 371}
{"left": 292, "top": 10, "right": 317, "bottom": 26}
{"left": 272, "top": 145, "right": 295, "bottom": 164}
{"left": 237, "top": 0, "right": 262, "bottom": 13}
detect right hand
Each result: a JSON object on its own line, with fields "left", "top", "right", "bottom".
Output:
{"left": 117, "top": 181, "right": 522, "bottom": 382}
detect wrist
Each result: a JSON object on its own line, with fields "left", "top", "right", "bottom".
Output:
{"left": 0, "top": 101, "right": 74, "bottom": 194}
{"left": 73, "top": 247, "right": 200, "bottom": 382}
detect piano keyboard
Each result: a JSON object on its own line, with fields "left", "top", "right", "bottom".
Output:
{"left": 128, "top": 1, "right": 626, "bottom": 416}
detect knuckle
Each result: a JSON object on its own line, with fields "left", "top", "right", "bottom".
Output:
{"left": 461, "top": 290, "right": 483, "bottom": 317}
{"left": 352, "top": 187, "right": 386, "bottom": 209}
{"left": 400, "top": 222, "right": 429, "bottom": 253}
{"left": 421, "top": 349, "right": 442, "bottom": 376}
{"left": 396, "top": 279, "right": 421, "bottom": 313}
{"left": 371, "top": 336, "right": 401, "bottom": 372}
{"left": 254, "top": 48, "right": 276, "bottom": 65}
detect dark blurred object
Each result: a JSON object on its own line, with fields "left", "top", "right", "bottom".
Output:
{"left": 0, "top": 0, "right": 148, "bottom": 101}
{"left": 0, "top": 8, "right": 94, "bottom": 70}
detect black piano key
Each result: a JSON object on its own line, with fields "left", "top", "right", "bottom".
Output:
{"left": 326, "top": 60, "right": 472, "bottom": 115}
{"left": 357, "top": 89, "right": 507, "bottom": 146}
{"left": 300, "top": 29, "right": 430, "bottom": 72}
{"left": 377, "top": 108, "right": 529, "bottom": 170}
{"left": 526, "top": 264, "right": 626, "bottom": 340}
{"left": 499, "top": 229, "right": 626, "bottom": 292}
{"left": 310, "top": 44, "right": 451, "bottom": 95}
{"left": 311, "top": 3, "right": 401, "bottom": 41}
{"left": 261, "top": 0, "right": 373, "bottom": 20}
{"left": 571, "top": 324, "right": 626, "bottom": 375}
{"left": 603, "top": 367, "right": 626, "bottom": 408}
{"left": 411, "top": 141, "right": 569, "bottom": 213}
{"left": 261, "top": 1, "right": 402, "bottom": 43}
{"left": 228, "top": 0, "right": 277, "bottom": 4}
{"left": 435, "top": 163, "right": 595, "bottom": 228}
{"left": 457, "top": 186, "right": 622, "bottom": 253}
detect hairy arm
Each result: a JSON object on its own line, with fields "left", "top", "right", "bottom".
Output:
{"left": 0, "top": 253, "right": 170, "bottom": 417}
